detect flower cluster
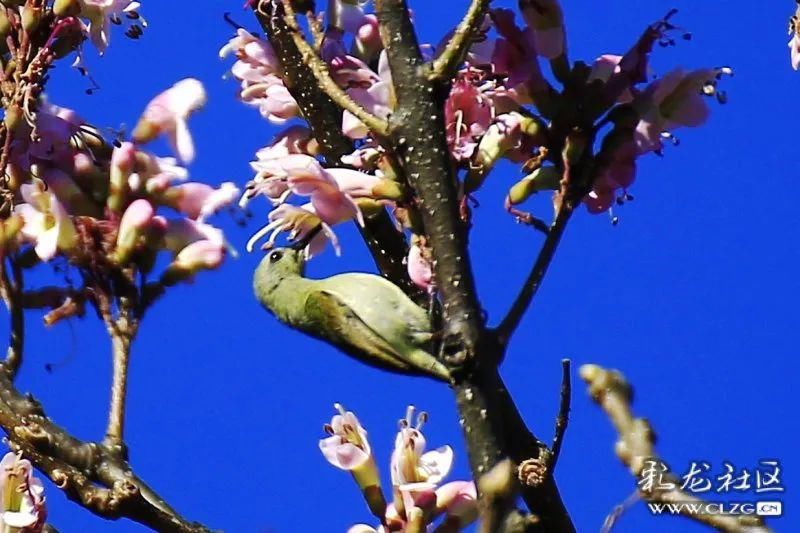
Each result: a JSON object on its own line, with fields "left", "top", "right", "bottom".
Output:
{"left": 320, "top": 405, "right": 477, "bottom": 532}
{"left": 5, "top": 78, "right": 236, "bottom": 316}
{"left": 0, "top": 452, "right": 46, "bottom": 532}
{"left": 225, "top": 1, "right": 728, "bottom": 295}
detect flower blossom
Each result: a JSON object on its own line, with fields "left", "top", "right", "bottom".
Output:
{"left": 77, "top": 0, "right": 145, "bottom": 54}
{"left": 445, "top": 78, "right": 493, "bottom": 161}
{"left": 0, "top": 452, "right": 46, "bottom": 531}
{"left": 221, "top": 29, "right": 299, "bottom": 124}
{"left": 635, "top": 67, "right": 730, "bottom": 154}
{"left": 321, "top": 405, "right": 476, "bottom": 532}
{"left": 14, "top": 182, "right": 77, "bottom": 261}
{"left": 246, "top": 203, "right": 340, "bottom": 258}
{"left": 133, "top": 78, "right": 207, "bottom": 163}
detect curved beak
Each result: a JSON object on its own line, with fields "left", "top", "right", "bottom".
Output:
{"left": 290, "top": 223, "right": 324, "bottom": 252}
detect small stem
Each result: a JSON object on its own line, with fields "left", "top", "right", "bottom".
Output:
{"left": 550, "top": 359, "right": 571, "bottom": 468}
{"left": 105, "top": 323, "right": 133, "bottom": 450}
{"left": 428, "top": 0, "right": 490, "bottom": 80}
{"left": 495, "top": 204, "right": 574, "bottom": 346}
{"left": 0, "top": 256, "right": 24, "bottom": 378}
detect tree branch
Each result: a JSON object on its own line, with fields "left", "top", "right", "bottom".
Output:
{"left": 428, "top": 0, "right": 490, "bottom": 80}
{"left": 495, "top": 204, "right": 573, "bottom": 346}
{"left": 580, "top": 364, "right": 772, "bottom": 533}
{"left": 274, "top": 0, "right": 390, "bottom": 136}
{"left": 0, "top": 364, "right": 211, "bottom": 532}
{"left": 549, "top": 359, "right": 570, "bottom": 469}
{"left": 252, "top": 0, "right": 419, "bottom": 300}
{"left": 104, "top": 319, "right": 135, "bottom": 451}
{"left": 374, "top": 1, "right": 573, "bottom": 529}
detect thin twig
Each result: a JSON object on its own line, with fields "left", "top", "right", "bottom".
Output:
{"left": 0, "top": 256, "right": 24, "bottom": 378}
{"left": 580, "top": 364, "right": 771, "bottom": 533}
{"left": 274, "top": 0, "right": 390, "bottom": 136}
{"left": 600, "top": 490, "right": 640, "bottom": 533}
{"left": 549, "top": 359, "right": 570, "bottom": 469}
{"left": 428, "top": 0, "right": 490, "bottom": 80}
{"left": 495, "top": 205, "right": 574, "bottom": 346}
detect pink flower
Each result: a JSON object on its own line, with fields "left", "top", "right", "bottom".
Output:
{"left": 585, "top": 137, "right": 637, "bottom": 214}
{"left": 77, "top": 0, "right": 143, "bottom": 53}
{"left": 329, "top": 0, "right": 369, "bottom": 33}
{"left": 246, "top": 203, "right": 340, "bottom": 258}
{"left": 14, "top": 182, "right": 77, "bottom": 261}
{"left": 588, "top": 54, "right": 634, "bottom": 103}
{"left": 320, "top": 404, "right": 383, "bottom": 501}
{"left": 159, "top": 218, "right": 225, "bottom": 254}
{"left": 0, "top": 452, "right": 46, "bottom": 531}
{"left": 354, "top": 15, "right": 382, "bottom": 61}
{"left": 133, "top": 78, "right": 207, "bottom": 163}
{"left": 115, "top": 198, "right": 154, "bottom": 262}
{"left": 519, "top": 0, "right": 565, "bottom": 59}
{"left": 161, "top": 240, "right": 225, "bottom": 284}
{"left": 252, "top": 154, "right": 366, "bottom": 227}
{"left": 407, "top": 244, "right": 434, "bottom": 293}
{"left": 445, "top": 79, "right": 493, "bottom": 161}
{"left": 433, "top": 481, "right": 478, "bottom": 527}
{"left": 635, "top": 68, "right": 728, "bottom": 154}
{"left": 239, "top": 75, "right": 300, "bottom": 124}
{"left": 162, "top": 182, "right": 239, "bottom": 221}
{"left": 342, "top": 52, "right": 393, "bottom": 138}
{"left": 220, "top": 29, "right": 280, "bottom": 81}
{"left": 390, "top": 406, "right": 453, "bottom": 489}
{"left": 320, "top": 403, "right": 372, "bottom": 471}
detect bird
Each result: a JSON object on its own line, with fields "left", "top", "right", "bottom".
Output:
{"left": 253, "top": 246, "right": 450, "bottom": 382}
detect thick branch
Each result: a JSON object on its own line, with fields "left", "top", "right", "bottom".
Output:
{"left": 495, "top": 204, "right": 573, "bottom": 346}
{"left": 429, "top": 0, "right": 490, "bottom": 80}
{"left": 252, "top": 1, "right": 418, "bottom": 299}
{"left": 581, "top": 364, "right": 772, "bottom": 533}
{"left": 375, "top": 0, "right": 483, "bottom": 361}
{"left": 375, "top": 1, "right": 573, "bottom": 529}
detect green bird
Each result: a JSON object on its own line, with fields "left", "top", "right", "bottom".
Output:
{"left": 253, "top": 247, "right": 450, "bottom": 382}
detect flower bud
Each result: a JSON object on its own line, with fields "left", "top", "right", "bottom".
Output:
{"left": 0, "top": 214, "right": 23, "bottom": 248}
{"left": 507, "top": 166, "right": 561, "bottom": 206}
{"left": 108, "top": 142, "right": 136, "bottom": 213}
{"left": 114, "top": 199, "right": 154, "bottom": 264}
{"left": 21, "top": 5, "right": 41, "bottom": 34}
{"left": 161, "top": 240, "right": 224, "bottom": 285}
{"left": 370, "top": 179, "right": 405, "bottom": 202}
{"left": 0, "top": 7, "right": 11, "bottom": 39}
{"left": 53, "top": 0, "right": 80, "bottom": 17}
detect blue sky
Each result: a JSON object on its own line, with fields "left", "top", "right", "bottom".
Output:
{"left": 4, "top": 0, "right": 797, "bottom": 531}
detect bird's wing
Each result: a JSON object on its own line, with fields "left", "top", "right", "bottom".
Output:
{"left": 317, "top": 273, "right": 433, "bottom": 345}
{"left": 303, "top": 288, "right": 418, "bottom": 374}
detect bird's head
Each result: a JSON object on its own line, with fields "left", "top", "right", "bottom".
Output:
{"left": 253, "top": 247, "right": 306, "bottom": 300}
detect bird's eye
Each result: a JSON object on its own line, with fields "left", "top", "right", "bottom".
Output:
{"left": 269, "top": 250, "right": 284, "bottom": 263}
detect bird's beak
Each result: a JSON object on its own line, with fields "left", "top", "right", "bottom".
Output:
{"left": 290, "top": 223, "right": 324, "bottom": 252}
